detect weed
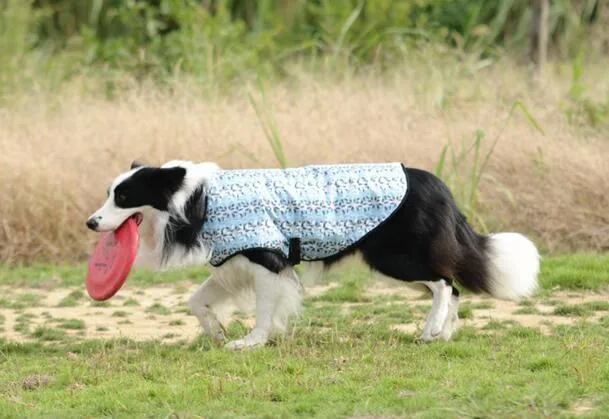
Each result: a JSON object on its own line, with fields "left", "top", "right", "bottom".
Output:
{"left": 14, "top": 313, "right": 34, "bottom": 335}
{"left": 123, "top": 298, "right": 140, "bottom": 306}
{"left": 513, "top": 306, "right": 541, "bottom": 315}
{"left": 458, "top": 304, "right": 474, "bottom": 319}
{"left": 146, "top": 303, "right": 170, "bottom": 316}
{"left": 57, "top": 319, "right": 86, "bottom": 330}
{"left": 435, "top": 100, "right": 544, "bottom": 231}
{"left": 553, "top": 304, "right": 592, "bottom": 317}
{"left": 32, "top": 326, "right": 67, "bottom": 341}
{"left": 512, "top": 306, "right": 540, "bottom": 314}
{"left": 58, "top": 290, "right": 86, "bottom": 307}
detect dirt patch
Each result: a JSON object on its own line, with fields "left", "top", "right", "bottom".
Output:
{"left": 571, "top": 399, "right": 597, "bottom": 416}
{"left": 1, "top": 283, "right": 607, "bottom": 343}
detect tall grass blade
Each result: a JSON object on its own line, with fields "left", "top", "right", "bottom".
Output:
{"left": 247, "top": 77, "right": 288, "bottom": 168}
{"left": 334, "top": 0, "right": 365, "bottom": 61}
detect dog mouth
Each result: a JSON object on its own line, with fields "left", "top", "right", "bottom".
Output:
{"left": 132, "top": 212, "right": 144, "bottom": 226}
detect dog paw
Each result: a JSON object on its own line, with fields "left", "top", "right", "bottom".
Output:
{"left": 440, "top": 314, "right": 459, "bottom": 341}
{"left": 224, "top": 329, "right": 268, "bottom": 350}
{"left": 417, "top": 331, "right": 441, "bottom": 343}
{"left": 211, "top": 331, "right": 228, "bottom": 343}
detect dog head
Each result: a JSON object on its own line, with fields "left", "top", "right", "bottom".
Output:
{"left": 86, "top": 161, "right": 187, "bottom": 232}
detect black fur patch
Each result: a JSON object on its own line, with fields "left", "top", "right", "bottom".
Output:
{"left": 162, "top": 185, "right": 206, "bottom": 263}
{"left": 114, "top": 167, "right": 186, "bottom": 211}
{"left": 239, "top": 249, "right": 291, "bottom": 274}
{"left": 323, "top": 168, "right": 490, "bottom": 293}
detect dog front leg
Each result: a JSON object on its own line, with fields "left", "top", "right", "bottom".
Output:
{"left": 188, "top": 276, "right": 229, "bottom": 343}
{"left": 225, "top": 271, "right": 278, "bottom": 350}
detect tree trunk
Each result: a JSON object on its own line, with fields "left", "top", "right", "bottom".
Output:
{"left": 531, "top": 0, "right": 550, "bottom": 81}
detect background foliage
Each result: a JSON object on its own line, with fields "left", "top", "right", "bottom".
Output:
{"left": 1, "top": 0, "right": 605, "bottom": 91}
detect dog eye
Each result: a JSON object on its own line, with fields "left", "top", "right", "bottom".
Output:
{"left": 116, "top": 193, "right": 127, "bottom": 203}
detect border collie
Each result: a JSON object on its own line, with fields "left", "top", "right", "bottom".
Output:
{"left": 86, "top": 160, "right": 540, "bottom": 349}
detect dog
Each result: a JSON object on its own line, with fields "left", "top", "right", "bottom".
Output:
{"left": 86, "top": 160, "right": 540, "bottom": 349}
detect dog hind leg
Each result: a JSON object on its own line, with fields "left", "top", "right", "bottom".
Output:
{"left": 440, "top": 288, "right": 460, "bottom": 341}
{"left": 419, "top": 279, "right": 453, "bottom": 342}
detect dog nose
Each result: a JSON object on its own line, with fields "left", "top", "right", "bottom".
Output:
{"left": 86, "top": 218, "right": 99, "bottom": 231}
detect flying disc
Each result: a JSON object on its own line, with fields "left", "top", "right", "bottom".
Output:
{"left": 86, "top": 217, "right": 139, "bottom": 301}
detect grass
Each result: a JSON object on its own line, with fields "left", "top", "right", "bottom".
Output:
{"left": 1, "top": 254, "right": 607, "bottom": 291}
{"left": 1, "top": 310, "right": 609, "bottom": 417}
{"left": 30, "top": 327, "right": 67, "bottom": 342}
{"left": 540, "top": 254, "right": 609, "bottom": 291}
{"left": 145, "top": 303, "right": 171, "bottom": 316}
{"left": 0, "top": 264, "right": 209, "bottom": 288}
{"left": 123, "top": 298, "right": 140, "bottom": 307}
{"left": 0, "top": 293, "right": 43, "bottom": 309}
{"left": 513, "top": 306, "right": 541, "bottom": 315}
{"left": 56, "top": 319, "right": 86, "bottom": 330}
{"left": 553, "top": 301, "right": 609, "bottom": 317}
{"left": 0, "top": 254, "right": 608, "bottom": 416}
{"left": 57, "top": 290, "right": 85, "bottom": 308}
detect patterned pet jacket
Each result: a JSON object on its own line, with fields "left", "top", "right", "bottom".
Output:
{"left": 201, "top": 163, "right": 409, "bottom": 267}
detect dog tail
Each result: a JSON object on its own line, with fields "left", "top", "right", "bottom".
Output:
{"left": 455, "top": 214, "right": 540, "bottom": 301}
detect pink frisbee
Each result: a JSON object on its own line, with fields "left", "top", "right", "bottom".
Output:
{"left": 86, "top": 217, "right": 139, "bottom": 301}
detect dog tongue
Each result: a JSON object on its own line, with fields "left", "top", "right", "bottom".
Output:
{"left": 86, "top": 217, "right": 139, "bottom": 301}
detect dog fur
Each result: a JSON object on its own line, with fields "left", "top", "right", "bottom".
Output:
{"left": 86, "top": 160, "right": 540, "bottom": 349}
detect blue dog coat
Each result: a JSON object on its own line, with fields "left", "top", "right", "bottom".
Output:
{"left": 201, "top": 163, "right": 408, "bottom": 267}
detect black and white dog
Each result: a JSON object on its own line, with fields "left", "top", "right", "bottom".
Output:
{"left": 86, "top": 160, "right": 540, "bottom": 349}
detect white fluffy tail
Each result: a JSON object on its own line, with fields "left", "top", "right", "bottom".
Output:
{"left": 485, "top": 232, "right": 541, "bottom": 301}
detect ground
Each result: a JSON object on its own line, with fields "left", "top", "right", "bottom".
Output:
{"left": 1, "top": 283, "right": 608, "bottom": 344}
{"left": 1, "top": 256, "right": 609, "bottom": 418}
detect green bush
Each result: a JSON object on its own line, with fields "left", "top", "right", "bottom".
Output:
{"left": 0, "top": 0, "right": 604, "bottom": 88}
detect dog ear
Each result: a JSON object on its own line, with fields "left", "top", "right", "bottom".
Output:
{"left": 158, "top": 167, "right": 187, "bottom": 196}
{"left": 130, "top": 160, "right": 145, "bottom": 170}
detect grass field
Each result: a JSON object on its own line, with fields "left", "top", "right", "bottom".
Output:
{"left": 3, "top": 4, "right": 609, "bottom": 416}
{"left": 1, "top": 254, "right": 609, "bottom": 418}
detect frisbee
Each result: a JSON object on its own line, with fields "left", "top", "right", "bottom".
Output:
{"left": 86, "top": 217, "right": 139, "bottom": 301}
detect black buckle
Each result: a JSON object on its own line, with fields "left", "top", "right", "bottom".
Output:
{"left": 288, "top": 238, "right": 301, "bottom": 265}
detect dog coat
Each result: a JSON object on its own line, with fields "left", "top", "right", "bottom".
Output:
{"left": 201, "top": 163, "right": 408, "bottom": 267}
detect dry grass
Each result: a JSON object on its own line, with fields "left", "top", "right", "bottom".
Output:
{"left": 1, "top": 57, "right": 608, "bottom": 263}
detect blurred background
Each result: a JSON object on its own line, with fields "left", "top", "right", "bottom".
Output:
{"left": 0, "top": 0, "right": 608, "bottom": 264}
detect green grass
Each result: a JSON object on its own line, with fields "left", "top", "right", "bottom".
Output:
{"left": 0, "top": 264, "right": 210, "bottom": 287}
{"left": 1, "top": 313, "right": 609, "bottom": 417}
{"left": 0, "top": 254, "right": 608, "bottom": 417}
{"left": 145, "top": 303, "right": 170, "bottom": 316}
{"left": 0, "top": 293, "right": 43, "bottom": 309}
{"left": 31, "top": 327, "right": 67, "bottom": 342}
{"left": 540, "top": 253, "right": 609, "bottom": 291}
{"left": 513, "top": 306, "right": 541, "bottom": 315}
{"left": 57, "top": 290, "right": 86, "bottom": 308}
{"left": 56, "top": 319, "right": 86, "bottom": 330}
{"left": 123, "top": 298, "right": 140, "bottom": 307}
{"left": 553, "top": 301, "right": 609, "bottom": 317}
{"left": 1, "top": 254, "right": 608, "bottom": 291}
{"left": 14, "top": 313, "right": 34, "bottom": 335}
